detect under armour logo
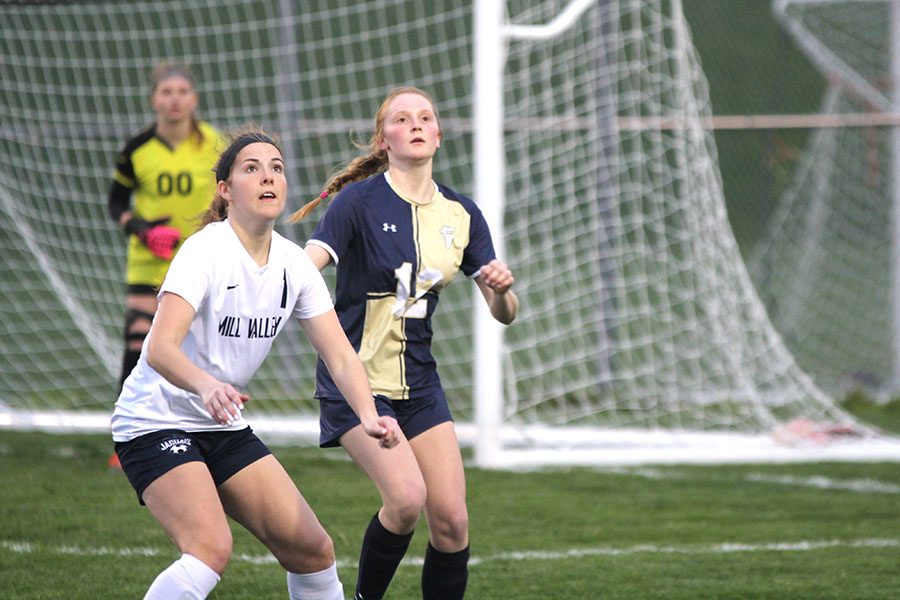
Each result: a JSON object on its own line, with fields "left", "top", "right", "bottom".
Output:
{"left": 383, "top": 223, "right": 397, "bottom": 232}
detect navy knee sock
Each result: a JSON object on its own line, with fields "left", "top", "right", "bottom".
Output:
{"left": 354, "top": 512, "right": 413, "bottom": 600}
{"left": 421, "top": 542, "right": 469, "bottom": 600}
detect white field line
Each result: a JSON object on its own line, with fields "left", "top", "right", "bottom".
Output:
{"left": 2, "top": 538, "right": 898, "bottom": 569}
{"left": 743, "top": 473, "right": 900, "bottom": 494}
{"left": 608, "top": 467, "right": 900, "bottom": 494}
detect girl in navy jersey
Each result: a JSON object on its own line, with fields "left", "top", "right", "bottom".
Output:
{"left": 290, "top": 87, "right": 518, "bottom": 600}
{"left": 111, "top": 126, "right": 400, "bottom": 600}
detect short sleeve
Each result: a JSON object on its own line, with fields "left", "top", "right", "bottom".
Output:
{"left": 158, "top": 233, "right": 212, "bottom": 311}
{"left": 308, "top": 187, "right": 359, "bottom": 265}
{"left": 460, "top": 204, "right": 497, "bottom": 278}
{"left": 292, "top": 250, "right": 334, "bottom": 320}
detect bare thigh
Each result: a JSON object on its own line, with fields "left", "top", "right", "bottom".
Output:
{"left": 142, "top": 461, "right": 232, "bottom": 574}
{"left": 218, "top": 454, "right": 334, "bottom": 574}
{"left": 341, "top": 424, "right": 427, "bottom": 534}
{"left": 409, "top": 422, "right": 468, "bottom": 551}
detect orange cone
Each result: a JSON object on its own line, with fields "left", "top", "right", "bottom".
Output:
{"left": 108, "top": 452, "right": 122, "bottom": 470}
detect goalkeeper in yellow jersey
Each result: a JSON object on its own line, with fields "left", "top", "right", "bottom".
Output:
{"left": 107, "top": 62, "right": 222, "bottom": 394}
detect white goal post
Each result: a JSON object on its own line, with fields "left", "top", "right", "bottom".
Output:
{"left": 1, "top": 0, "right": 898, "bottom": 466}
{"left": 468, "top": 0, "right": 900, "bottom": 467}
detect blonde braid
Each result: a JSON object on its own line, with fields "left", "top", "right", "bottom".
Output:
{"left": 286, "top": 150, "right": 388, "bottom": 223}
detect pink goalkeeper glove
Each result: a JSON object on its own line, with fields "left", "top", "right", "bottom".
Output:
{"left": 124, "top": 216, "right": 181, "bottom": 260}
{"left": 143, "top": 225, "right": 180, "bottom": 260}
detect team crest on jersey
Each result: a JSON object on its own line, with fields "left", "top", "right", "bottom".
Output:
{"left": 439, "top": 225, "right": 455, "bottom": 248}
{"left": 159, "top": 437, "right": 192, "bottom": 455}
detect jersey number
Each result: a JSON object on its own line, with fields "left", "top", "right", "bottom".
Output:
{"left": 392, "top": 262, "right": 443, "bottom": 319}
{"left": 157, "top": 171, "right": 192, "bottom": 196}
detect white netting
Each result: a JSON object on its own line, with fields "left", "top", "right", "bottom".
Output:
{"left": 493, "top": 0, "right": 847, "bottom": 433}
{"left": 0, "top": 1, "right": 868, "bottom": 461}
{"left": 751, "top": 0, "right": 897, "bottom": 399}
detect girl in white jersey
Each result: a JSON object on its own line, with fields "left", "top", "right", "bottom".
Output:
{"left": 111, "top": 126, "right": 400, "bottom": 600}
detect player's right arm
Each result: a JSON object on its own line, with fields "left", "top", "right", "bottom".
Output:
{"left": 108, "top": 140, "right": 139, "bottom": 228}
{"left": 108, "top": 179, "right": 135, "bottom": 229}
{"left": 299, "top": 307, "right": 399, "bottom": 449}
{"left": 146, "top": 291, "right": 246, "bottom": 425}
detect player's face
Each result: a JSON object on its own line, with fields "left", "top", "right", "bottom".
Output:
{"left": 151, "top": 76, "right": 198, "bottom": 125}
{"left": 219, "top": 142, "right": 287, "bottom": 227}
{"left": 379, "top": 92, "right": 441, "bottom": 166}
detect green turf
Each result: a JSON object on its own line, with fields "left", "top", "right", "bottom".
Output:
{"left": 1, "top": 429, "right": 898, "bottom": 599}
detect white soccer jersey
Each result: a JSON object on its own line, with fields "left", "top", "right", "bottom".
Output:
{"left": 111, "top": 220, "right": 333, "bottom": 442}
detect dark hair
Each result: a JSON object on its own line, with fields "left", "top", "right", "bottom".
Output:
{"left": 198, "top": 125, "right": 282, "bottom": 227}
{"left": 215, "top": 132, "right": 279, "bottom": 183}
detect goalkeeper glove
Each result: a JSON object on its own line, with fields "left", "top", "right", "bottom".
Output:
{"left": 124, "top": 216, "right": 181, "bottom": 260}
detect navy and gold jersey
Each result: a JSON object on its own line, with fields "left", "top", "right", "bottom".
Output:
{"left": 108, "top": 121, "right": 221, "bottom": 287}
{"left": 308, "top": 173, "right": 496, "bottom": 400}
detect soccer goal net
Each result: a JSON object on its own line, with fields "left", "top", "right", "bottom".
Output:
{"left": 751, "top": 0, "right": 900, "bottom": 402}
{"left": 0, "top": 0, "right": 893, "bottom": 465}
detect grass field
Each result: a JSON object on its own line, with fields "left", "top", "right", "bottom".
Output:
{"left": 1, "top": 414, "right": 898, "bottom": 599}
{"left": 1, "top": 4, "right": 898, "bottom": 598}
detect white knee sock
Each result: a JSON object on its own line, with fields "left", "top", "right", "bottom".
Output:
{"left": 143, "top": 553, "right": 220, "bottom": 600}
{"left": 287, "top": 563, "right": 344, "bottom": 600}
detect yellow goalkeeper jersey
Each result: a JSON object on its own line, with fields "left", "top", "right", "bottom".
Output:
{"left": 111, "top": 121, "right": 221, "bottom": 287}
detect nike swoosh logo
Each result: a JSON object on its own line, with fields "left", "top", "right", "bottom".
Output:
{"left": 227, "top": 284, "right": 239, "bottom": 290}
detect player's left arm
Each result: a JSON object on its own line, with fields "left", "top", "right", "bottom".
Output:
{"left": 304, "top": 244, "right": 333, "bottom": 272}
{"left": 475, "top": 258, "right": 518, "bottom": 325}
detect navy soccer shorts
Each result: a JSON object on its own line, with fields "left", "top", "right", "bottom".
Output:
{"left": 114, "top": 427, "right": 271, "bottom": 504}
{"left": 318, "top": 389, "right": 453, "bottom": 448}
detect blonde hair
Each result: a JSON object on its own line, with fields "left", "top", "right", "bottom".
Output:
{"left": 198, "top": 124, "right": 282, "bottom": 228}
{"left": 286, "top": 86, "right": 440, "bottom": 223}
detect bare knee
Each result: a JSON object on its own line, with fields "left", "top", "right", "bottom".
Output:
{"left": 298, "top": 529, "right": 336, "bottom": 573}
{"left": 428, "top": 508, "right": 469, "bottom": 550}
{"left": 276, "top": 526, "right": 336, "bottom": 574}
{"left": 382, "top": 481, "right": 427, "bottom": 532}
{"left": 184, "top": 530, "right": 233, "bottom": 575}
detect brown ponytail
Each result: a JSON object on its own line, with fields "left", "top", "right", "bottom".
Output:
{"left": 199, "top": 196, "right": 228, "bottom": 227}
